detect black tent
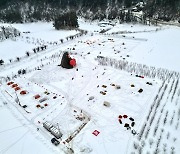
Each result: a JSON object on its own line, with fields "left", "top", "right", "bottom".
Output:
{"left": 60, "top": 52, "right": 73, "bottom": 69}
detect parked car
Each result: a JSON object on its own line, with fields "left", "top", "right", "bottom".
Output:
{"left": 51, "top": 138, "right": 60, "bottom": 146}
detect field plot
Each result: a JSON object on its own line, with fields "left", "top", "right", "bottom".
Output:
{"left": 129, "top": 77, "right": 180, "bottom": 154}
{"left": 0, "top": 51, "right": 161, "bottom": 153}
{"left": 98, "top": 57, "right": 180, "bottom": 154}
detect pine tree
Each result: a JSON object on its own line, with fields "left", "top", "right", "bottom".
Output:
{"left": 53, "top": 11, "right": 79, "bottom": 30}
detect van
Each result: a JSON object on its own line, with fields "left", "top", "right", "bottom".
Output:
{"left": 51, "top": 138, "right": 60, "bottom": 146}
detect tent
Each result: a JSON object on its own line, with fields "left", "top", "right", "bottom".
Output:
{"left": 15, "top": 87, "right": 21, "bottom": 91}
{"left": 7, "top": 81, "right": 14, "bottom": 85}
{"left": 34, "top": 94, "right": 41, "bottom": 99}
{"left": 12, "top": 84, "right": 18, "bottom": 88}
{"left": 60, "top": 52, "right": 76, "bottom": 69}
{"left": 92, "top": 130, "right": 100, "bottom": 136}
{"left": 20, "top": 90, "right": 27, "bottom": 95}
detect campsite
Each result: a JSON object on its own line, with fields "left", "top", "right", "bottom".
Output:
{"left": 0, "top": 19, "right": 180, "bottom": 154}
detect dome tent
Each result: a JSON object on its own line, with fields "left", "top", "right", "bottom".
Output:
{"left": 60, "top": 52, "right": 76, "bottom": 69}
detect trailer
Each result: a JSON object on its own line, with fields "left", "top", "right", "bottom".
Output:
{"left": 50, "top": 126, "right": 63, "bottom": 139}
{"left": 43, "top": 121, "right": 63, "bottom": 139}
{"left": 43, "top": 121, "right": 53, "bottom": 131}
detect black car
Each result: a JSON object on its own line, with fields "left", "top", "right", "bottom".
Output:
{"left": 51, "top": 138, "right": 60, "bottom": 146}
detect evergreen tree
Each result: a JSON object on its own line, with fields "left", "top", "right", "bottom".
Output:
{"left": 53, "top": 11, "right": 79, "bottom": 30}
{"left": 124, "top": 0, "right": 132, "bottom": 8}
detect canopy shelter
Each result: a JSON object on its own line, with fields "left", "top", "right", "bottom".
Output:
{"left": 20, "top": 90, "right": 27, "bottom": 95}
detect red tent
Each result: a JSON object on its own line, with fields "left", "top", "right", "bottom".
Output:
{"left": 70, "top": 59, "right": 76, "bottom": 67}
{"left": 44, "top": 103, "right": 48, "bottom": 107}
{"left": 123, "top": 115, "right": 128, "bottom": 118}
{"left": 15, "top": 87, "right": 21, "bottom": 91}
{"left": 12, "top": 84, "right": 18, "bottom": 88}
{"left": 34, "top": 94, "right": 41, "bottom": 99}
{"left": 7, "top": 82, "right": 14, "bottom": 85}
{"left": 118, "top": 115, "right": 122, "bottom": 119}
{"left": 92, "top": 130, "right": 100, "bottom": 136}
{"left": 20, "top": 90, "right": 27, "bottom": 95}
{"left": 36, "top": 104, "right": 41, "bottom": 108}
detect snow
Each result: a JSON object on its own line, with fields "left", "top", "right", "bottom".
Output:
{"left": 128, "top": 27, "right": 180, "bottom": 72}
{"left": 0, "top": 103, "right": 56, "bottom": 154}
{"left": 0, "top": 19, "right": 180, "bottom": 154}
{"left": 0, "top": 39, "right": 36, "bottom": 62}
{"left": 0, "top": 22, "right": 79, "bottom": 63}
{"left": 10, "top": 22, "right": 79, "bottom": 42}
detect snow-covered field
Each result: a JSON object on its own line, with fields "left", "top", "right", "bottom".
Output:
{"left": 0, "top": 22, "right": 79, "bottom": 63}
{"left": 0, "top": 19, "right": 180, "bottom": 154}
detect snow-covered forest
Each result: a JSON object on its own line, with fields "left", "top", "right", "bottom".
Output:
{"left": 0, "top": 0, "right": 179, "bottom": 23}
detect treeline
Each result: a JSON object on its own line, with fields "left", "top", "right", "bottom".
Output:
{"left": 0, "top": 0, "right": 179, "bottom": 23}
{"left": 96, "top": 56, "right": 180, "bottom": 81}
{"left": 144, "top": 0, "right": 180, "bottom": 21}
{"left": 0, "top": 0, "right": 141, "bottom": 10}
{"left": 0, "top": 0, "right": 143, "bottom": 23}
{"left": 53, "top": 12, "right": 79, "bottom": 30}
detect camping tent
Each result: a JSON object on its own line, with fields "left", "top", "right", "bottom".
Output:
{"left": 60, "top": 52, "right": 76, "bottom": 69}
